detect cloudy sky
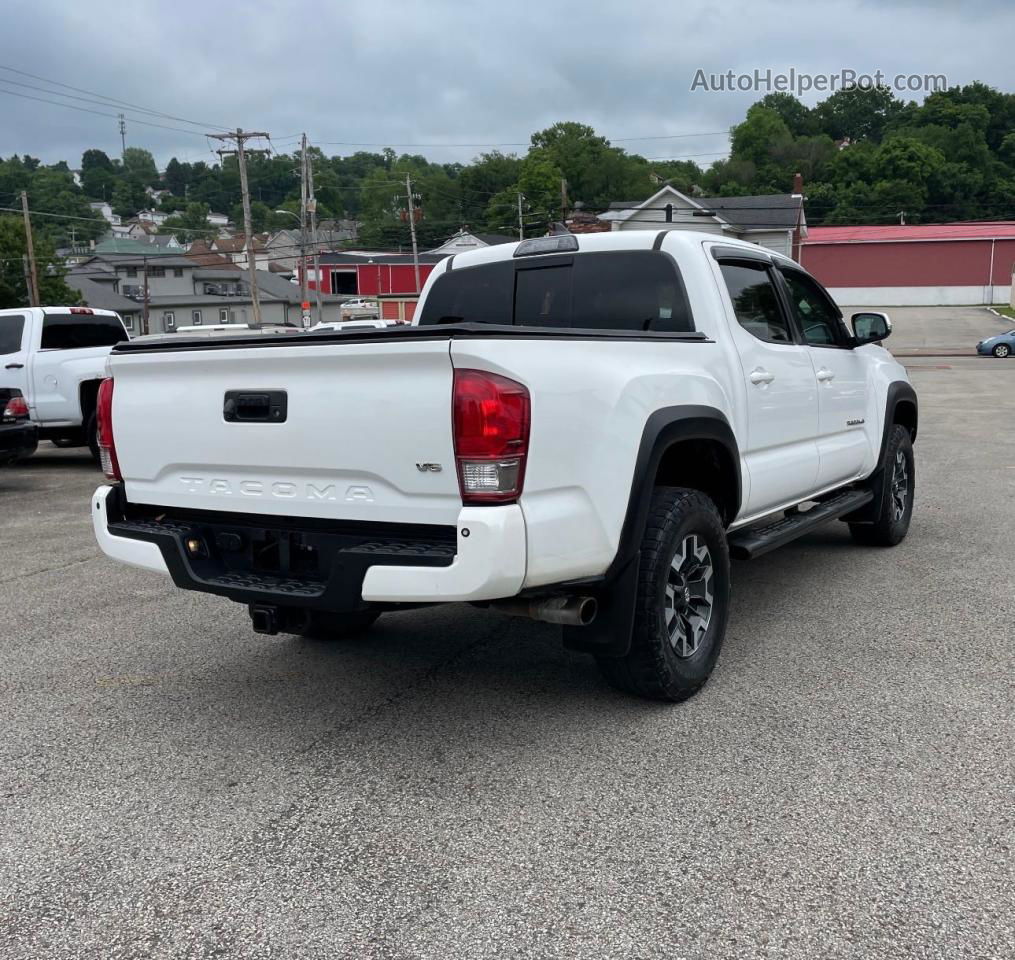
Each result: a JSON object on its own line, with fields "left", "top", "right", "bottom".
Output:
{"left": 1, "top": 0, "right": 1012, "bottom": 170}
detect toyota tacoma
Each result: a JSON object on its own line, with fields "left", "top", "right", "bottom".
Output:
{"left": 91, "top": 231, "right": 917, "bottom": 701}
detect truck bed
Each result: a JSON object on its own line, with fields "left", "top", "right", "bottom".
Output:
{"left": 113, "top": 322, "right": 709, "bottom": 353}
{"left": 107, "top": 321, "right": 714, "bottom": 586}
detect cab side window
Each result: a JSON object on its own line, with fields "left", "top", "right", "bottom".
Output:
{"left": 780, "top": 269, "right": 844, "bottom": 347}
{"left": 0, "top": 315, "right": 26, "bottom": 355}
{"left": 718, "top": 262, "right": 792, "bottom": 344}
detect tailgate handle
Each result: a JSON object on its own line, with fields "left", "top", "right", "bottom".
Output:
{"left": 224, "top": 390, "right": 287, "bottom": 423}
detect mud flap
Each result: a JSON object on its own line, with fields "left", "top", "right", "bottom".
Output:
{"left": 562, "top": 555, "right": 639, "bottom": 658}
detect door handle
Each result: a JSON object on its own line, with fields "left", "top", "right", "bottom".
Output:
{"left": 223, "top": 389, "right": 287, "bottom": 422}
{"left": 816, "top": 368, "right": 835, "bottom": 382}
{"left": 749, "top": 368, "right": 775, "bottom": 385}
{"left": 4, "top": 362, "right": 24, "bottom": 369}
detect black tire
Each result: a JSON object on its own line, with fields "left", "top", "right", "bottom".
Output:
{"left": 85, "top": 412, "right": 100, "bottom": 464}
{"left": 300, "top": 609, "right": 381, "bottom": 640}
{"left": 993, "top": 343, "right": 1010, "bottom": 358}
{"left": 51, "top": 437, "right": 81, "bottom": 449}
{"left": 597, "top": 487, "right": 731, "bottom": 702}
{"left": 849, "top": 424, "right": 915, "bottom": 546}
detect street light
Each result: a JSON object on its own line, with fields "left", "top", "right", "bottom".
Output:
{"left": 275, "top": 209, "right": 308, "bottom": 325}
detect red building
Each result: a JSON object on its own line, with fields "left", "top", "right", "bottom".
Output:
{"left": 801, "top": 222, "right": 1015, "bottom": 306}
{"left": 304, "top": 252, "right": 447, "bottom": 298}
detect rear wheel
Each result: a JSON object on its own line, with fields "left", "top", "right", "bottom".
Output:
{"left": 597, "top": 487, "right": 730, "bottom": 702}
{"left": 993, "top": 343, "right": 1010, "bottom": 358}
{"left": 849, "top": 424, "right": 914, "bottom": 546}
{"left": 300, "top": 609, "right": 382, "bottom": 640}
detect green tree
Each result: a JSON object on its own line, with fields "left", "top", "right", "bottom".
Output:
{"left": 528, "top": 121, "right": 653, "bottom": 210}
{"left": 111, "top": 178, "right": 146, "bottom": 219}
{"left": 163, "top": 157, "right": 190, "bottom": 197}
{"left": 229, "top": 200, "right": 272, "bottom": 234}
{"left": 999, "top": 132, "right": 1015, "bottom": 167}
{"left": 80, "top": 149, "right": 118, "bottom": 200}
{"left": 811, "top": 85, "right": 905, "bottom": 142}
{"left": 874, "top": 137, "right": 946, "bottom": 185}
{"left": 0, "top": 216, "right": 80, "bottom": 308}
{"left": 757, "top": 93, "right": 816, "bottom": 136}
{"left": 457, "top": 151, "right": 523, "bottom": 226}
{"left": 730, "top": 105, "right": 793, "bottom": 167}
{"left": 159, "top": 202, "right": 217, "bottom": 242}
{"left": 650, "top": 159, "right": 703, "bottom": 195}
{"left": 485, "top": 156, "right": 562, "bottom": 233}
{"left": 184, "top": 162, "right": 226, "bottom": 212}
{"left": 122, "top": 147, "right": 159, "bottom": 185}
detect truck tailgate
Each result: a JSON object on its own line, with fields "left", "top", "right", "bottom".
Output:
{"left": 109, "top": 339, "right": 461, "bottom": 526}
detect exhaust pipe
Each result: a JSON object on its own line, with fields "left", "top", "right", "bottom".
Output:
{"left": 490, "top": 595, "right": 598, "bottom": 627}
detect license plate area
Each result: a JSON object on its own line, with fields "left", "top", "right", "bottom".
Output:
{"left": 251, "top": 530, "right": 320, "bottom": 577}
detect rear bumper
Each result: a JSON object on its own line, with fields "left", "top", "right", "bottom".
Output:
{"left": 0, "top": 422, "right": 39, "bottom": 463}
{"left": 91, "top": 484, "right": 525, "bottom": 607}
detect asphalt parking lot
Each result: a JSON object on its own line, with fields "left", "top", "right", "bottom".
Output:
{"left": 1, "top": 355, "right": 1012, "bottom": 959}
{"left": 843, "top": 304, "right": 1013, "bottom": 353}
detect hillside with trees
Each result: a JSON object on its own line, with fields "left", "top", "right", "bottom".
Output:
{"left": 1, "top": 82, "right": 1014, "bottom": 306}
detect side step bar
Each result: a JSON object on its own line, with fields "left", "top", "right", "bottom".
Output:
{"left": 728, "top": 488, "right": 874, "bottom": 560}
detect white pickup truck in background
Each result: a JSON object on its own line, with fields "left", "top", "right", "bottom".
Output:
{"left": 0, "top": 306, "right": 129, "bottom": 459}
{"left": 91, "top": 231, "right": 917, "bottom": 701}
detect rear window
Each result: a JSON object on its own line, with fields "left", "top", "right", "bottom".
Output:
{"left": 418, "top": 251, "right": 694, "bottom": 332}
{"left": 40, "top": 313, "right": 128, "bottom": 350}
{"left": 0, "top": 315, "right": 26, "bottom": 355}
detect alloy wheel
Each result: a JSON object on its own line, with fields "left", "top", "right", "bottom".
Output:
{"left": 665, "top": 533, "right": 714, "bottom": 658}
{"left": 891, "top": 448, "right": 909, "bottom": 522}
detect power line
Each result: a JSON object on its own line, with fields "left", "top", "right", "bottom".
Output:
{"left": 313, "top": 131, "right": 730, "bottom": 148}
{"left": 0, "top": 76, "right": 219, "bottom": 130}
{"left": 15, "top": 205, "right": 1015, "bottom": 277}
{"left": 643, "top": 151, "right": 731, "bottom": 161}
{"left": 0, "top": 85, "right": 211, "bottom": 137}
{"left": 9, "top": 195, "right": 1015, "bottom": 227}
{"left": 0, "top": 64, "right": 225, "bottom": 129}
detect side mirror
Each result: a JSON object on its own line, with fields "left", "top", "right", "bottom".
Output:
{"left": 851, "top": 311, "right": 891, "bottom": 346}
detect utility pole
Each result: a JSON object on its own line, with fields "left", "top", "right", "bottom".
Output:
{"left": 560, "top": 178, "right": 568, "bottom": 225}
{"left": 299, "top": 134, "right": 309, "bottom": 326}
{"left": 118, "top": 114, "right": 126, "bottom": 159}
{"left": 142, "top": 255, "right": 150, "bottom": 336}
{"left": 207, "top": 128, "right": 269, "bottom": 327}
{"left": 517, "top": 192, "right": 525, "bottom": 241}
{"left": 20, "top": 191, "right": 39, "bottom": 306}
{"left": 899, "top": 210, "right": 906, "bottom": 225}
{"left": 306, "top": 146, "right": 323, "bottom": 324}
{"left": 405, "top": 173, "right": 420, "bottom": 294}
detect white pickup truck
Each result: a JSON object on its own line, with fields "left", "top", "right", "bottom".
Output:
{"left": 91, "top": 231, "right": 917, "bottom": 701}
{"left": 0, "top": 306, "right": 129, "bottom": 458}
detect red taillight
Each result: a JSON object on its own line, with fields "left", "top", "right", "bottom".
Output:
{"left": 96, "top": 377, "right": 121, "bottom": 481}
{"left": 69, "top": 307, "right": 94, "bottom": 315}
{"left": 3, "top": 395, "right": 29, "bottom": 418}
{"left": 452, "top": 368, "right": 530, "bottom": 505}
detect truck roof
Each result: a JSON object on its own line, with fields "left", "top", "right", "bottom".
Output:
{"left": 442, "top": 229, "right": 795, "bottom": 272}
{"left": 0, "top": 306, "right": 122, "bottom": 319}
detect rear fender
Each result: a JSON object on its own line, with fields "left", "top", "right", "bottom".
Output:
{"left": 564, "top": 405, "right": 740, "bottom": 657}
